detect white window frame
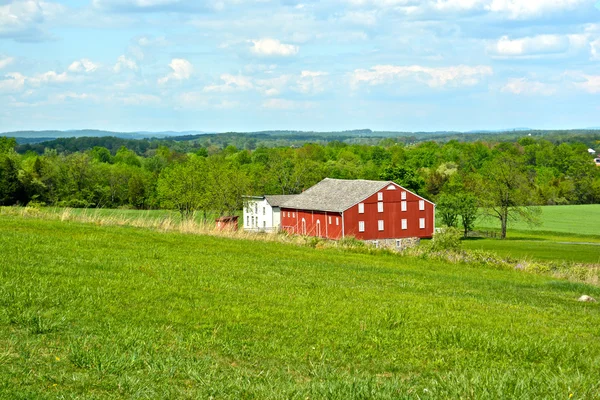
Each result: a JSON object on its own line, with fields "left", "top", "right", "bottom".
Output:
{"left": 378, "top": 202, "right": 384, "bottom": 213}
{"left": 420, "top": 218, "right": 425, "bottom": 229}
{"left": 402, "top": 219, "right": 407, "bottom": 230}
{"left": 358, "top": 203, "right": 365, "bottom": 214}
{"left": 401, "top": 201, "right": 407, "bottom": 212}
{"left": 378, "top": 220, "right": 384, "bottom": 231}
{"left": 328, "top": 216, "right": 332, "bottom": 224}
{"left": 358, "top": 221, "right": 365, "bottom": 232}
{"left": 401, "top": 191, "right": 407, "bottom": 200}
{"left": 336, "top": 217, "right": 339, "bottom": 226}
{"left": 377, "top": 192, "right": 383, "bottom": 201}
{"left": 419, "top": 200, "right": 425, "bottom": 211}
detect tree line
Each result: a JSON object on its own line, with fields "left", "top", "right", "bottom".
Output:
{"left": 1, "top": 135, "right": 599, "bottom": 237}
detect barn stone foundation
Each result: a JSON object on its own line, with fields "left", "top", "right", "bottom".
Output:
{"left": 365, "top": 237, "right": 420, "bottom": 252}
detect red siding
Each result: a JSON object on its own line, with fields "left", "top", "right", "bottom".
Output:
{"left": 280, "top": 209, "right": 343, "bottom": 239}
{"left": 279, "top": 182, "right": 434, "bottom": 240}
{"left": 343, "top": 184, "right": 434, "bottom": 240}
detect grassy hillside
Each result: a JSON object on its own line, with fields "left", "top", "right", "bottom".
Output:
{"left": 1, "top": 216, "right": 600, "bottom": 398}
{"left": 475, "top": 204, "right": 600, "bottom": 236}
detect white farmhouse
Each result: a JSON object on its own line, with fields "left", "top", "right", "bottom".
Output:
{"left": 243, "top": 195, "right": 297, "bottom": 232}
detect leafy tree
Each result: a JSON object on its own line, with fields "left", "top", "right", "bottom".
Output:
{"left": 0, "top": 154, "right": 26, "bottom": 205}
{"left": 477, "top": 154, "right": 541, "bottom": 239}
{"left": 437, "top": 194, "right": 460, "bottom": 228}
{"left": 457, "top": 193, "right": 478, "bottom": 238}
{"left": 0, "top": 137, "right": 17, "bottom": 154}
{"left": 157, "top": 156, "right": 208, "bottom": 220}
{"left": 380, "top": 165, "right": 425, "bottom": 194}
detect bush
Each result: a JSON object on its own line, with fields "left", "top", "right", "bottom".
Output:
{"left": 430, "top": 227, "right": 462, "bottom": 252}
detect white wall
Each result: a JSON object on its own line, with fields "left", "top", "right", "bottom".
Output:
{"left": 243, "top": 198, "right": 280, "bottom": 232}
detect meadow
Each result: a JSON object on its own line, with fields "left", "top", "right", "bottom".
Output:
{"left": 1, "top": 214, "right": 600, "bottom": 399}
{"left": 456, "top": 205, "right": 600, "bottom": 264}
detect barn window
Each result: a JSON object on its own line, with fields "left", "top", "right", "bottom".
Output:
{"left": 316, "top": 221, "right": 321, "bottom": 237}
{"left": 378, "top": 220, "right": 384, "bottom": 231}
{"left": 336, "top": 217, "right": 339, "bottom": 225}
{"left": 358, "top": 203, "right": 364, "bottom": 214}
{"left": 420, "top": 218, "right": 425, "bottom": 229}
{"left": 293, "top": 212, "right": 295, "bottom": 218}
{"left": 419, "top": 200, "right": 425, "bottom": 211}
{"left": 288, "top": 212, "right": 291, "bottom": 217}
{"left": 302, "top": 218, "right": 307, "bottom": 235}
{"left": 402, "top": 219, "right": 407, "bottom": 230}
{"left": 401, "top": 201, "right": 407, "bottom": 212}
{"left": 329, "top": 216, "right": 332, "bottom": 224}
{"left": 359, "top": 221, "right": 365, "bottom": 232}
{"left": 386, "top": 185, "right": 396, "bottom": 190}
{"left": 401, "top": 191, "right": 406, "bottom": 200}
{"left": 378, "top": 202, "right": 383, "bottom": 213}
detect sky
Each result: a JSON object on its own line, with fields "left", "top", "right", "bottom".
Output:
{"left": 1, "top": 0, "right": 600, "bottom": 133}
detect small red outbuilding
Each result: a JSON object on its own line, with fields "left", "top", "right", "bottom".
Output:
{"left": 279, "top": 178, "right": 435, "bottom": 240}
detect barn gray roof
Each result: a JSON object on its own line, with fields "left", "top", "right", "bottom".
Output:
{"left": 264, "top": 194, "right": 298, "bottom": 207}
{"left": 280, "top": 178, "right": 391, "bottom": 212}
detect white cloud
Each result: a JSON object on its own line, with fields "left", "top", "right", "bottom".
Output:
{"left": 591, "top": 38, "right": 600, "bottom": 60}
{"left": 29, "top": 70, "right": 70, "bottom": 85}
{"left": 351, "top": 64, "right": 493, "bottom": 88}
{"left": 296, "top": 70, "right": 329, "bottom": 94}
{"left": 0, "top": 0, "right": 65, "bottom": 41}
{"left": 485, "top": 0, "right": 590, "bottom": 20}
{"left": 158, "top": 58, "right": 193, "bottom": 84}
{"left": 262, "top": 98, "right": 314, "bottom": 110}
{"left": 490, "top": 34, "right": 587, "bottom": 57}
{"left": 203, "top": 74, "right": 254, "bottom": 93}
{"left": 52, "top": 92, "right": 97, "bottom": 102}
{"left": 250, "top": 38, "right": 299, "bottom": 56}
{"left": 0, "top": 57, "right": 14, "bottom": 69}
{"left": 68, "top": 58, "right": 98, "bottom": 73}
{"left": 569, "top": 72, "right": 600, "bottom": 93}
{"left": 118, "top": 93, "right": 161, "bottom": 105}
{"left": 501, "top": 78, "right": 556, "bottom": 95}
{"left": 0, "top": 72, "right": 26, "bottom": 92}
{"left": 114, "top": 55, "right": 139, "bottom": 72}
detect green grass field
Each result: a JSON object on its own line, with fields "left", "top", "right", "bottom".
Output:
{"left": 474, "top": 205, "right": 600, "bottom": 236}
{"left": 454, "top": 205, "right": 600, "bottom": 264}
{"left": 1, "top": 215, "right": 600, "bottom": 398}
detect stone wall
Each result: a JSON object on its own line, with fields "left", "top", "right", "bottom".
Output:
{"left": 365, "top": 237, "right": 420, "bottom": 252}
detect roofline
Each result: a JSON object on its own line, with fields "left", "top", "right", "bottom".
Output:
{"left": 242, "top": 195, "right": 265, "bottom": 199}
{"left": 341, "top": 181, "right": 435, "bottom": 212}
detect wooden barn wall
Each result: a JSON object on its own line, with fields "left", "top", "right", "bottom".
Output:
{"left": 280, "top": 209, "right": 343, "bottom": 239}
{"left": 343, "top": 185, "right": 434, "bottom": 240}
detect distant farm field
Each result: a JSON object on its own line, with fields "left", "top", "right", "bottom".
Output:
{"left": 474, "top": 204, "right": 600, "bottom": 237}
{"left": 441, "top": 205, "right": 600, "bottom": 264}
{"left": 1, "top": 216, "right": 600, "bottom": 398}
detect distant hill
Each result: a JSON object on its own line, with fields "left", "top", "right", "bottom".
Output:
{"left": 0, "top": 129, "right": 212, "bottom": 144}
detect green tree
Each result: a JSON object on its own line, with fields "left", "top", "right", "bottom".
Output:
{"left": 457, "top": 193, "right": 478, "bottom": 238}
{"left": 437, "top": 193, "right": 460, "bottom": 228}
{"left": 157, "top": 156, "right": 208, "bottom": 220}
{"left": 477, "top": 154, "right": 541, "bottom": 239}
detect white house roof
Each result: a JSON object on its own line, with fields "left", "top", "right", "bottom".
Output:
{"left": 280, "top": 178, "right": 392, "bottom": 212}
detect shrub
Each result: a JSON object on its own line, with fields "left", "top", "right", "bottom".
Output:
{"left": 430, "top": 227, "right": 462, "bottom": 252}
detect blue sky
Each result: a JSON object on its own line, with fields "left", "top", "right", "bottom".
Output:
{"left": 1, "top": 0, "right": 600, "bottom": 132}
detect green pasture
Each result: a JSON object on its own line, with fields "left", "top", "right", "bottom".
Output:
{"left": 474, "top": 204, "right": 600, "bottom": 237}
{"left": 1, "top": 216, "right": 600, "bottom": 398}
{"left": 433, "top": 205, "right": 600, "bottom": 264}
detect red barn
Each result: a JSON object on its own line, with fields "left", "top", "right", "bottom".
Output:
{"left": 279, "top": 178, "right": 435, "bottom": 240}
